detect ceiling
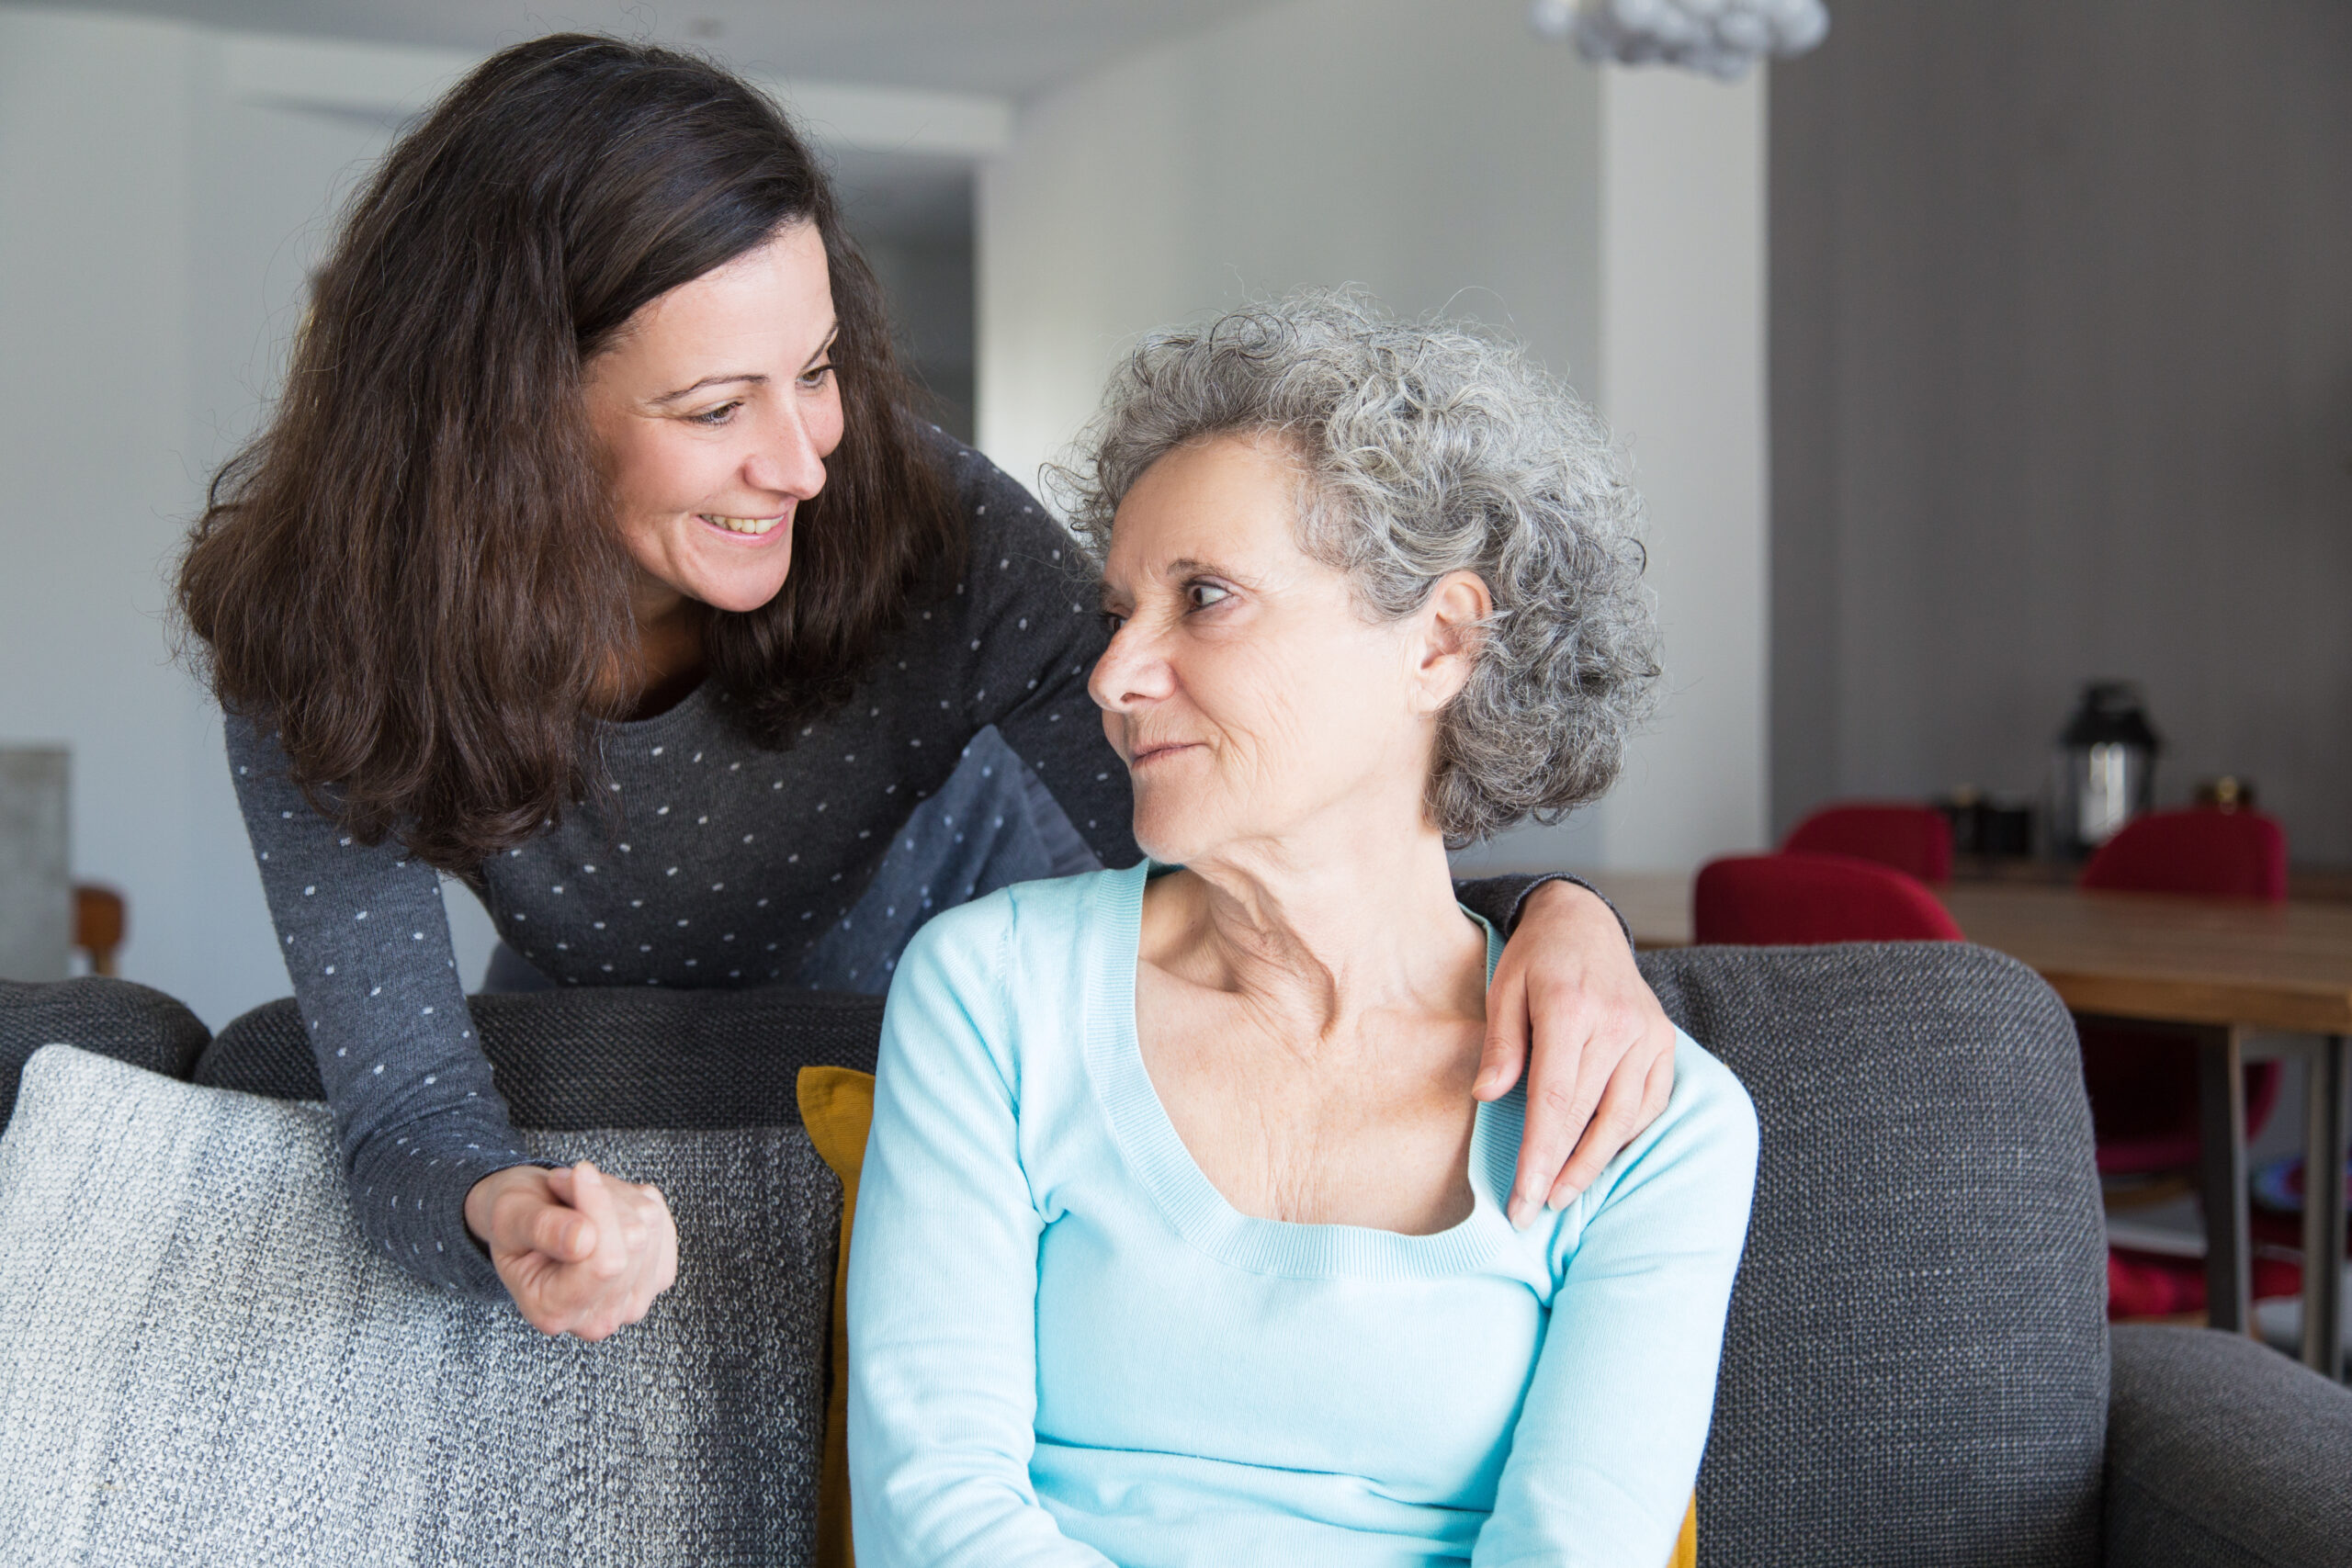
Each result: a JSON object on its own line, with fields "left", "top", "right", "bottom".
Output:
{"left": 58, "top": 0, "right": 1284, "bottom": 99}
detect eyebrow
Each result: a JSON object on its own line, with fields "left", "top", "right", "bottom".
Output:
{"left": 1098, "top": 558, "right": 1228, "bottom": 607}
{"left": 652, "top": 373, "right": 766, "bottom": 405}
{"left": 650, "top": 325, "right": 840, "bottom": 405}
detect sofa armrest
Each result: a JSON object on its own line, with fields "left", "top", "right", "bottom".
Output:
{"left": 2104, "top": 1324, "right": 2352, "bottom": 1567}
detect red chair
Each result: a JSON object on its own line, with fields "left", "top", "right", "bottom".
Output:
{"left": 2081, "top": 808, "right": 2288, "bottom": 901}
{"left": 2107, "top": 1247, "right": 2301, "bottom": 1321}
{"left": 1782, "top": 803, "right": 1954, "bottom": 885}
{"left": 1693, "top": 853, "right": 1963, "bottom": 946}
{"left": 2078, "top": 807, "right": 2290, "bottom": 1318}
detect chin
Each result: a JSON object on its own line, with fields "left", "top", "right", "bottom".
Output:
{"left": 693, "top": 559, "right": 796, "bottom": 615}
{"left": 1130, "top": 795, "right": 1226, "bottom": 869}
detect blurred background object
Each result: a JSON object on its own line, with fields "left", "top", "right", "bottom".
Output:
{"left": 1692, "top": 851, "right": 1962, "bottom": 944}
{"left": 1938, "top": 787, "right": 2039, "bottom": 863}
{"left": 2054, "top": 681, "right": 2163, "bottom": 860}
{"left": 1781, "top": 800, "right": 1953, "bottom": 883}
{"left": 73, "top": 885, "right": 126, "bottom": 978}
{"left": 0, "top": 750, "right": 70, "bottom": 983}
{"left": 1529, "top": 0, "right": 1830, "bottom": 79}
{"left": 2197, "top": 775, "right": 2258, "bottom": 813}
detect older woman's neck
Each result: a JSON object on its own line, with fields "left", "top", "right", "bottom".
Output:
{"left": 1163, "top": 814, "right": 1479, "bottom": 1032}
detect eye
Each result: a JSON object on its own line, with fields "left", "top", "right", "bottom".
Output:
{"left": 1185, "top": 581, "right": 1231, "bottom": 611}
{"left": 688, "top": 400, "right": 742, "bottom": 427}
{"left": 798, "top": 363, "right": 834, "bottom": 389}
{"left": 1100, "top": 610, "right": 1128, "bottom": 635}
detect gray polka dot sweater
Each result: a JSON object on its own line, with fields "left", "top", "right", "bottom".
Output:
{"left": 229, "top": 436, "right": 1565, "bottom": 1300}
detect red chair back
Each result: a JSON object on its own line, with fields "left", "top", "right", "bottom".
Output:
{"left": 2077, "top": 808, "right": 2288, "bottom": 1190}
{"left": 1781, "top": 803, "right": 1954, "bottom": 884}
{"left": 2080, "top": 808, "right": 2288, "bottom": 901}
{"left": 1693, "top": 853, "right": 1963, "bottom": 946}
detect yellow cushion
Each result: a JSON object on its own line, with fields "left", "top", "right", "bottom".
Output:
{"left": 793, "top": 1064, "right": 1698, "bottom": 1568}
{"left": 797, "top": 1066, "right": 876, "bottom": 1568}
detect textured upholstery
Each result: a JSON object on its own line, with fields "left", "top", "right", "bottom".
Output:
{"left": 0, "top": 1045, "right": 833, "bottom": 1568}
{"left": 1692, "top": 852, "right": 1965, "bottom": 945}
{"left": 1783, "top": 802, "right": 1955, "bottom": 883}
{"left": 197, "top": 987, "right": 886, "bottom": 1129}
{"left": 2105, "top": 1325, "right": 2352, "bottom": 1568}
{"left": 0, "top": 976, "right": 209, "bottom": 1122}
{"left": 1640, "top": 942, "right": 2109, "bottom": 1567}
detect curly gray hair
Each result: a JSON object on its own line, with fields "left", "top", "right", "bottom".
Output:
{"left": 1049, "top": 289, "right": 1660, "bottom": 847}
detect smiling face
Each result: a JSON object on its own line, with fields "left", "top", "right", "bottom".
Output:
{"left": 1091, "top": 434, "right": 1489, "bottom": 870}
{"left": 582, "top": 222, "right": 845, "bottom": 620}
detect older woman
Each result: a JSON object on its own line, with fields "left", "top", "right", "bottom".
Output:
{"left": 848, "top": 295, "right": 1760, "bottom": 1566}
{"left": 177, "top": 38, "right": 1674, "bottom": 1342}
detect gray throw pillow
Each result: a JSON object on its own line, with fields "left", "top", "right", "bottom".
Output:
{"left": 0, "top": 1045, "right": 831, "bottom": 1567}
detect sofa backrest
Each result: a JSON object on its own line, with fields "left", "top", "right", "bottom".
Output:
{"left": 1642, "top": 942, "right": 2108, "bottom": 1568}
{"left": 198, "top": 987, "right": 885, "bottom": 1127}
{"left": 0, "top": 976, "right": 209, "bottom": 1121}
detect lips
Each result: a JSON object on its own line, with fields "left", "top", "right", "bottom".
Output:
{"left": 699, "top": 513, "right": 786, "bottom": 536}
{"left": 1128, "top": 740, "right": 1200, "bottom": 766}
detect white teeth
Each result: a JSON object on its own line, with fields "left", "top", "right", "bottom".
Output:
{"left": 704, "top": 514, "right": 782, "bottom": 536}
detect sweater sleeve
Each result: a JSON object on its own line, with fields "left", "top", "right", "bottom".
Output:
{"left": 943, "top": 446, "right": 1140, "bottom": 870}
{"left": 225, "top": 716, "right": 541, "bottom": 1300}
{"left": 1453, "top": 874, "right": 1634, "bottom": 948}
{"left": 846, "top": 899, "right": 1116, "bottom": 1568}
{"left": 1473, "top": 1035, "right": 1759, "bottom": 1566}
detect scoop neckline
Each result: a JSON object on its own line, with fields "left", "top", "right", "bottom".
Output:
{"left": 1080, "top": 861, "right": 1521, "bottom": 1281}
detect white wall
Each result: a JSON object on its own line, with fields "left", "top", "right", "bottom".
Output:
{"left": 1587, "top": 66, "right": 1769, "bottom": 871}
{"left": 0, "top": 6, "right": 492, "bottom": 1024}
{"left": 978, "top": 0, "right": 1767, "bottom": 874}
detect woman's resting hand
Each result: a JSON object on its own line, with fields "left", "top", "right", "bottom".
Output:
{"left": 463, "top": 1161, "right": 679, "bottom": 1340}
{"left": 1477, "top": 880, "right": 1678, "bottom": 1228}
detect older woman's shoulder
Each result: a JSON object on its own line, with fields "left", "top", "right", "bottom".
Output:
{"left": 895, "top": 868, "right": 1134, "bottom": 988}
{"left": 1617, "top": 1030, "right": 1759, "bottom": 1201}
{"left": 1666, "top": 1031, "right": 1759, "bottom": 1142}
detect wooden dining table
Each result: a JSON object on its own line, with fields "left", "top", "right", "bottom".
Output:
{"left": 1580, "top": 870, "right": 2352, "bottom": 1377}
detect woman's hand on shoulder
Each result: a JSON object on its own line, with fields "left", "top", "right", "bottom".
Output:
{"left": 464, "top": 1161, "right": 679, "bottom": 1340}
{"left": 1477, "top": 880, "right": 1678, "bottom": 1229}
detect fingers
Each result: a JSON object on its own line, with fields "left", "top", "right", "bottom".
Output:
{"left": 1547, "top": 1048, "right": 1652, "bottom": 1210}
{"left": 526, "top": 1201, "right": 595, "bottom": 1262}
{"left": 494, "top": 1161, "right": 679, "bottom": 1343}
{"left": 568, "top": 1163, "right": 624, "bottom": 1276}
{"left": 1510, "top": 1017, "right": 1604, "bottom": 1228}
{"left": 1476, "top": 955, "right": 1532, "bottom": 1102}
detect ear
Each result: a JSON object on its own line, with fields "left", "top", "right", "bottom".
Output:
{"left": 1406, "top": 570, "right": 1492, "bottom": 714}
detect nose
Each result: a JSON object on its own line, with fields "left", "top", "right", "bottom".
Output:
{"left": 742, "top": 400, "right": 828, "bottom": 502}
{"left": 1088, "top": 617, "right": 1175, "bottom": 716}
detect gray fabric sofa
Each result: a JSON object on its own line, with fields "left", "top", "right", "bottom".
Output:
{"left": 1, "top": 945, "right": 2346, "bottom": 1566}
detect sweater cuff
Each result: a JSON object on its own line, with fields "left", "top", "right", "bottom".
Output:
{"left": 356, "top": 1139, "right": 556, "bottom": 1303}
{"left": 1458, "top": 874, "right": 1634, "bottom": 951}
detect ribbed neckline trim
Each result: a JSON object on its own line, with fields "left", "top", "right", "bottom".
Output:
{"left": 1083, "top": 861, "right": 1520, "bottom": 1281}
{"left": 595, "top": 681, "right": 715, "bottom": 740}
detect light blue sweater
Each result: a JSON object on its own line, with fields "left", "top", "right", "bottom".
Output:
{"left": 848, "top": 863, "right": 1759, "bottom": 1567}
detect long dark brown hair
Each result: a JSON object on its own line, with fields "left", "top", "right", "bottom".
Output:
{"left": 178, "top": 35, "right": 956, "bottom": 871}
